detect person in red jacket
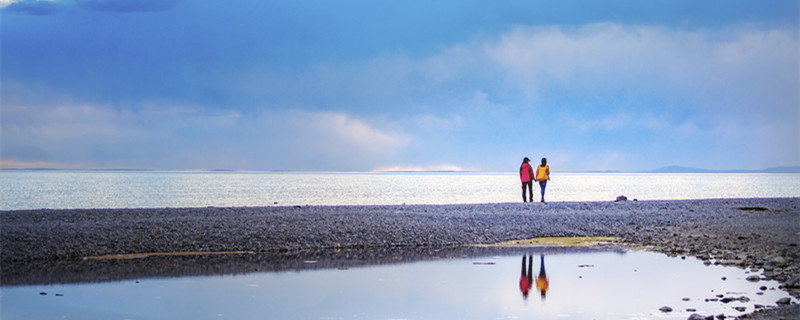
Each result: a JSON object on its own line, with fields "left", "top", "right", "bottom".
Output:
{"left": 535, "top": 158, "right": 550, "bottom": 203}
{"left": 519, "top": 157, "right": 534, "bottom": 202}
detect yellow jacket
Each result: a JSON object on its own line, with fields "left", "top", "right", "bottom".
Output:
{"left": 535, "top": 165, "right": 550, "bottom": 182}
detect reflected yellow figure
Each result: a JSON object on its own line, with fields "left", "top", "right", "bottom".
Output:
{"left": 536, "top": 254, "right": 549, "bottom": 300}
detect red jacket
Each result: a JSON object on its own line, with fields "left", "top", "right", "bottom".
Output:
{"left": 520, "top": 163, "right": 534, "bottom": 182}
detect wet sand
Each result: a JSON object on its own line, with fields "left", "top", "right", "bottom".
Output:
{"left": 2, "top": 198, "right": 798, "bottom": 318}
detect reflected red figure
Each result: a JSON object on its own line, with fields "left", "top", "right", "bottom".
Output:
{"left": 519, "top": 255, "right": 533, "bottom": 298}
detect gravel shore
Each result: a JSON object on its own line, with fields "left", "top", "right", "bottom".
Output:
{"left": 2, "top": 198, "right": 798, "bottom": 318}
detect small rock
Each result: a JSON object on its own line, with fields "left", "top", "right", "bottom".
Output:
{"left": 683, "top": 297, "right": 691, "bottom": 301}
{"left": 746, "top": 275, "right": 761, "bottom": 282}
{"left": 733, "top": 306, "right": 746, "bottom": 312}
{"left": 615, "top": 195, "right": 628, "bottom": 202}
{"left": 39, "top": 292, "right": 47, "bottom": 295}
{"left": 659, "top": 306, "right": 673, "bottom": 312}
{"left": 776, "top": 297, "right": 791, "bottom": 305}
{"left": 769, "top": 256, "right": 787, "bottom": 265}
{"left": 687, "top": 313, "right": 706, "bottom": 320}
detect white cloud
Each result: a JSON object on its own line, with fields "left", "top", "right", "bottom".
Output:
{"left": 484, "top": 23, "right": 798, "bottom": 109}
{"left": 0, "top": 0, "right": 17, "bottom": 8}
{"left": 300, "top": 111, "right": 411, "bottom": 155}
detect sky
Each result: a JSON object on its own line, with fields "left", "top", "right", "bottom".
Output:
{"left": 1, "top": 0, "right": 798, "bottom": 172}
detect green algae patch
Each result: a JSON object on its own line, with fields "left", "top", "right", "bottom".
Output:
{"left": 478, "top": 236, "right": 619, "bottom": 248}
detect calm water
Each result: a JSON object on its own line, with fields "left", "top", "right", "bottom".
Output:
{"left": 2, "top": 251, "right": 794, "bottom": 320}
{"left": 1, "top": 170, "right": 799, "bottom": 210}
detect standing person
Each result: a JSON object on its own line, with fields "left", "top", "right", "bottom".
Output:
{"left": 535, "top": 158, "right": 550, "bottom": 203}
{"left": 519, "top": 157, "right": 534, "bottom": 202}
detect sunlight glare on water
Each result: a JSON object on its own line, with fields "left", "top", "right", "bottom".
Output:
{"left": 1, "top": 170, "right": 799, "bottom": 210}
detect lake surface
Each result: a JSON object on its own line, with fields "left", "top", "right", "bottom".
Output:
{"left": 1, "top": 251, "right": 794, "bottom": 320}
{"left": 1, "top": 170, "right": 799, "bottom": 210}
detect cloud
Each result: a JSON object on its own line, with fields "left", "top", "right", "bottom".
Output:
{"left": 76, "top": 0, "right": 181, "bottom": 13}
{"left": 2, "top": 0, "right": 58, "bottom": 15}
{"left": 481, "top": 23, "right": 797, "bottom": 165}
{"left": 298, "top": 111, "right": 411, "bottom": 158}
{"left": 1, "top": 9, "right": 796, "bottom": 171}
{"left": 1, "top": 0, "right": 181, "bottom": 14}
{"left": 484, "top": 23, "right": 798, "bottom": 112}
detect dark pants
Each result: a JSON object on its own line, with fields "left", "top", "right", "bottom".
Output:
{"left": 522, "top": 181, "right": 533, "bottom": 202}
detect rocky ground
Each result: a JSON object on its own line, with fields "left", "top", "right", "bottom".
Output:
{"left": 2, "top": 197, "right": 798, "bottom": 319}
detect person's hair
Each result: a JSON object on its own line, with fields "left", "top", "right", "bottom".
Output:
{"left": 540, "top": 158, "right": 547, "bottom": 166}
{"left": 523, "top": 157, "right": 530, "bottom": 164}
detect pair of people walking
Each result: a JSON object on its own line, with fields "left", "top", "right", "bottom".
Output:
{"left": 520, "top": 157, "right": 549, "bottom": 203}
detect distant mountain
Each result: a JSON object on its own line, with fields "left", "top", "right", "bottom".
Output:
{"left": 762, "top": 166, "right": 800, "bottom": 173}
{"left": 648, "top": 166, "right": 800, "bottom": 173}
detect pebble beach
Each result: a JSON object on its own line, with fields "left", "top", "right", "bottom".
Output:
{"left": 2, "top": 197, "right": 798, "bottom": 319}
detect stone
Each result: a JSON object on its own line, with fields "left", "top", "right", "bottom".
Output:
{"left": 659, "top": 306, "right": 673, "bottom": 312}
{"left": 687, "top": 310, "right": 706, "bottom": 320}
{"left": 769, "top": 256, "right": 787, "bottom": 265}
{"left": 733, "top": 306, "right": 747, "bottom": 312}
{"left": 776, "top": 297, "right": 791, "bottom": 305}
{"left": 746, "top": 275, "right": 761, "bottom": 282}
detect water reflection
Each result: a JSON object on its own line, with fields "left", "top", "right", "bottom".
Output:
{"left": 520, "top": 254, "right": 550, "bottom": 300}
{"left": 519, "top": 255, "right": 533, "bottom": 298}
{"left": 536, "top": 254, "right": 549, "bottom": 300}
{"left": 2, "top": 250, "right": 796, "bottom": 320}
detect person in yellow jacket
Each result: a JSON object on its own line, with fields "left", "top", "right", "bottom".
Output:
{"left": 535, "top": 158, "right": 550, "bottom": 203}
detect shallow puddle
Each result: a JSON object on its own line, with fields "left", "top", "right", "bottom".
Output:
{"left": 2, "top": 251, "right": 794, "bottom": 320}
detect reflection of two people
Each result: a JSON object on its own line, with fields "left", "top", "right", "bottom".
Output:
{"left": 520, "top": 254, "right": 549, "bottom": 300}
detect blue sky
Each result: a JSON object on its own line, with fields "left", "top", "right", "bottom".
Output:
{"left": 2, "top": 0, "right": 798, "bottom": 171}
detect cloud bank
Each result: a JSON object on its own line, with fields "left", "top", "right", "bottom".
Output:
{"left": 1, "top": 1, "right": 797, "bottom": 171}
